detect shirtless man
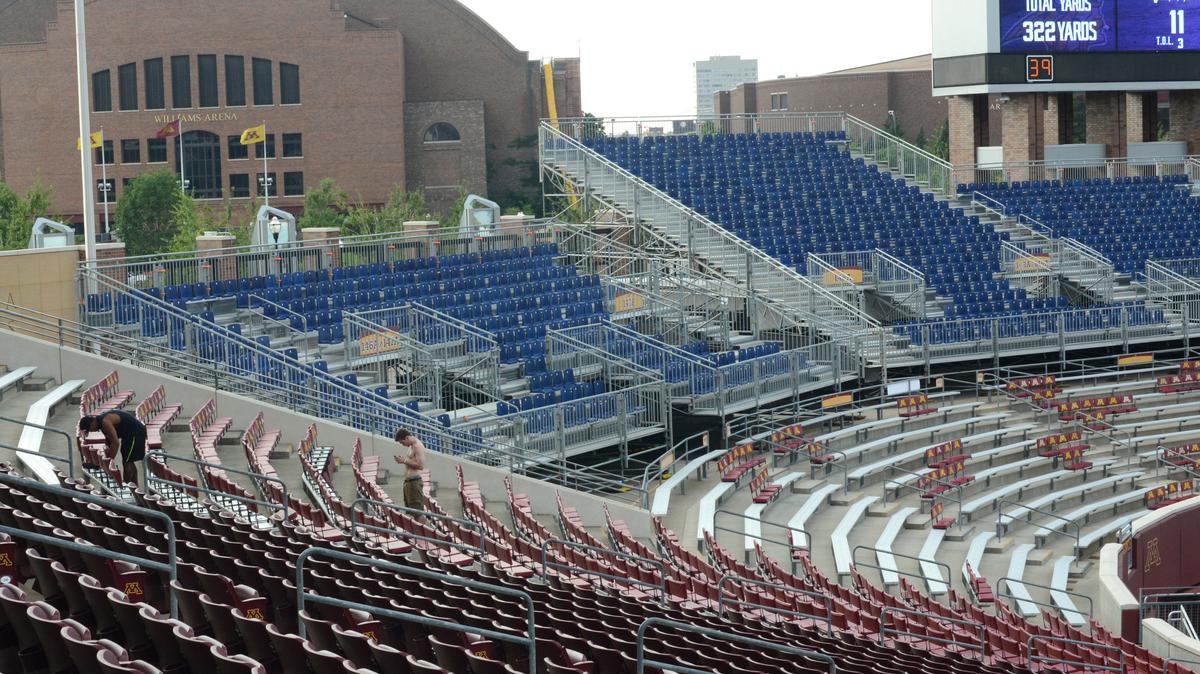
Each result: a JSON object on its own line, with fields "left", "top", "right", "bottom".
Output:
{"left": 79, "top": 410, "right": 147, "bottom": 486}
{"left": 393, "top": 428, "right": 426, "bottom": 514}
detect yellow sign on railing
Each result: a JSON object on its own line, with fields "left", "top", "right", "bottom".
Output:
{"left": 822, "top": 267, "right": 863, "bottom": 286}
{"left": 359, "top": 331, "right": 404, "bottom": 357}
{"left": 613, "top": 292, "right": 645, "bottom": 314}
{"left": 1014, "top": 254, "right": 1051, "bottom": 273}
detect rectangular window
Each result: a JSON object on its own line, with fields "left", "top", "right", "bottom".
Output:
{"left": 121, "top": 139, "right": 140, "bottom": 164}
{"left": 256, "top": 172, "right": 277, "bottom": 197}
{"left": 97, "top": 179, "right": 116, "bottom": 205}
{"left": 254, "top": 134, "right": 276, "bottom": 159}
{"left": 171, "top": 55, "right": 191, "bottom": 108}
{"left": 224, "top": 55, "right": 245, "bottom": 106}
{"left": 280, "top": 63, "right": 300, "bottom": 105}
{"left": 197, "top": 54, "right": 218, "bottom": 108}
{"left": 779, "top": 93, "right": 788, "bottom": 110}
{"left": 92, "top": 70, "right": 111, "bottom": 112}
{"left": 282, "top": 133, "right": 302, "bottom": 158}
{"left": 227, "top": 135, "right": 248, "bottom": 160}
{"left": 95, "top": 140, "right": 114, "bottom": 165}
{"left": 283, "top": 171, "right": 304, "bottom": 196}
{"left": 144, "top": 58, "right": 165, "bottom": 109}
{"left": 252, "top": 58, "right": 273, "bottom": 105}
{"left": 118, "top": 63, "right": 138, "bottom": 111}
{"left": 147, "top": 138, "right": 167, "bottom": 163}
{"left": 229, "top": 174, "right": 250, "bottom": 198}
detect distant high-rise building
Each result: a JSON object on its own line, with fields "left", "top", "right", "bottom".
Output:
{"left": 695, "top": 56, "right": 758, "bottom": 117}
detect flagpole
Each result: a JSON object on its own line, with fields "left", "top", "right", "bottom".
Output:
{"left": 100, "top": 127, "right": 109, "bottom": 236}
{"left": 72, "top": 0, "right": 97, "bottom": 267}
{"left": 179, "top": 118, "right": 186, "bottom": 194}
{"left": 262, "top": 120, "right": 269, "bottom": 207}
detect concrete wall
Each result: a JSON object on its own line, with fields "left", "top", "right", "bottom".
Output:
{"left": 1098, "top": 543, "right": 1141, "bottom": 642}
{"left": 1143, "top": 619, "right": 1200, "bottom": 666}
{"left": 3, "top": 328, "right": 654, "bottom": 538}
{"left": 0, "top": 242, "right": 125, "bottom": 321}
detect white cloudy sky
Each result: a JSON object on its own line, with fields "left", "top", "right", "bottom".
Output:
{"left": 458, "top": 0, "right": 934, "bottom": 117}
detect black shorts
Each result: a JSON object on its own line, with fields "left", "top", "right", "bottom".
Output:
{"left": 120, "top": 431, "right": 147, "bottom": 464}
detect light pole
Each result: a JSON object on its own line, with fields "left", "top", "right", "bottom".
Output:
{"left": 269, "top": 216, "right": 283, "bottom": 244}
{"left": 258, "top": 175, "right": 274, "bottom": 206}
{"left": 98, "top": 179, "right": 112, "bottom": 236}
{"left": 73, "top": 0, "right": 97, "bottom": 266}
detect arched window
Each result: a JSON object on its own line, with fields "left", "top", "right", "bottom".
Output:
{"left": 423, "top": 122, "right": 461, "bottom": 143}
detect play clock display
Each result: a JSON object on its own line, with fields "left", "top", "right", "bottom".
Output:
{"left": 1026, "top": 54, "right": 1055, "bottom": 81}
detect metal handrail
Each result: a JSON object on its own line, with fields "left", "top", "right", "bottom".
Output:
{"left": 1027, "top": 635, "right": 1124, "bottom": 673}
{"left": 0, "top": 415, "right": 76, "bottom": 464}
{"left": 635, "top": 616, "right": 837, "bottom": 674}
{"left": 715, "top": 575, "right": 833, "bottom": 635}
{"left": 639, "top": 431, "right": 710, "bottom": 507}
{"left": 712, "top": 508, "right": 812, "bottom": 558}
{"left": 295, "top": 546, "right": 537, "bottom": 674}
{"left": 995, "top": 576, "right": 1094, "bottom": 625}
{"left": 540, "top": 121, "right": 881, "bottom": 337}
{"left": 349, "top": 498, "right": 488, "bottom": 555}
{"left": 0, "top": 470, "right": 178, "bottom": 618}
{"left": 0, "top": 441, "right": 75, "bottom": 480}
{"left": 878, "top": 606, "right": 987, "bottom": 657}
{"left": 539, "top": 538, "right": 667, "bottom": 599}
{"left": 996, "top": 498, "right": 1082, "bottom": 549}
{"left": 146, "top": 450, "right": 290, "bottom": 518}
{"left": 851, "top": 545, "right": 954, "bottom": 594}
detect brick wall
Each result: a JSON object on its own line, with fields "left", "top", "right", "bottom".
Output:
{"left": 1169, "top": 92, "right": 1200, "bottom": 154}
{"left": 404, "top": 100, "right": 487, "bottom": 215}
{"left": 1087, "top": 91, "right": 1125, "bottom": 157}
{"left": 948, "top": 95, "right": 977, "bottom": 169}
{"left": 0, "top": 0, "right": 406, "bottom": 227}
{"left": 1000, "top": 94, "right": 1040, "bottom": 180}
{"left": 1044, "top": 94, "right": 1074, "bottom": 146}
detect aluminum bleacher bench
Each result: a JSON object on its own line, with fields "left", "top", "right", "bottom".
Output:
{"left": 0, "top": 366, "right": 35, "bottom": 400}
{"left": 997, "top": 471, "right": 1143, "bottom": 533}
{"left": 918, "top": 528, "right": 948, "bottom": 595}
{"left": 1051, "top": 555, "right": 1086, "bottom": 627}
{"left": 876, "top": 506, "right": 918, "bottom": 586}
{"left": 832, "top": 495, "right": 877, "bottom": 579}
{"left": 848, "top": 422, "right": 1030, "bottom": 490}
{"left": 742, "top": 472, "right": 803, "bottom": 553}
{"left": 1034, "top": 488, "right": 1150, "bottom": 546}
{"left": 1005, "top": 543, "right": 1039, "bottom": 617}
{"left": 1076, "top": 512, "right": 1141, "bottom": 555}
{"left": 18, "top": 379, "right": 85, "bottom": 484}
{"left": 649, "top": 448, "right": 724, "bottom": 517}
{"left": 959, "top": 461, "right": 1114, "bottom": 521}
{"left": 694, "top": 480, "right": 735, "bottom": 541}
{"left": 787, "top": 483, "right": 839, "bottom": 549}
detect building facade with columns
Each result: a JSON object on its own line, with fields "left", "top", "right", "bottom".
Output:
{"left": 932, "top": 0, "right": 1200, "bottom": 179}
{"left": 0, "top": 0, "right": 581, "bottom": 233}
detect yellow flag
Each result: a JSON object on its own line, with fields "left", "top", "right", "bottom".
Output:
{"left": 239, "top": 124, "right": 266, "bottom": 145}
{"left": 76, "top": 131, "right": 103, "bottom": 150}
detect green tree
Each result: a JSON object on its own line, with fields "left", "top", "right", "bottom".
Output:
{"left": 914, "top": 127, "right": 927, "bottom": 152}
{"left": 582, "top": 112, "right": 606, "bottom": 141}
{"left": 0, "top": 182, "right": 53, "bottom": 250}
{"left": 342, "top": 186, "right": 428, "bottom": 237}
{"left": 168, "top": 194, "right": 226, "bottom": 252}
{"left": 113, "top": 170, "right": 184, "bottom": 256}
{"left": 297, "top": 178, "right": 348, "bottom": 230}
{"left": 883, "top": 113, "right": 905, "bottom": 141}
{"left": 928, "top": 118, "right": 950, "bottom": 161}
{"left": 439, "top": 188, "right": 469, "bottom": 232}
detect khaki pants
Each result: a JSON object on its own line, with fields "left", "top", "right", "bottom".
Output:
{"left": 403, "top": 477, "right": 423, "bottom": 511}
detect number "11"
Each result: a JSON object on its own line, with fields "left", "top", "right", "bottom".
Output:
{"left": 1171, "top": 9, "right": 1186, "bottom": 35}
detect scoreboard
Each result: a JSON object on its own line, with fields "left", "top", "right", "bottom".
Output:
{"left": 932, "top": 0, "right": 1200, "bottom": 95}
{"left": 1000, "top": 0, "right": 1200, "bottom": 53}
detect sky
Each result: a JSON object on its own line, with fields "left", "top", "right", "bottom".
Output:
{"left": 458, "top": 0, "right": 934, "bottom": 118}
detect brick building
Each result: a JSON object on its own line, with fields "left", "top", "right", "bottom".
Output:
{"left": 716, "top": 55, "right": 951, "bottom": 143}
{"left": 0, "top": 0, "right": 580, "bottom": 231}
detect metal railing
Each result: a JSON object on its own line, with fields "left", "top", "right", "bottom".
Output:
{"left": 954, "top": 154, "right": 1200, "bottom": 185}
{"left": 852, "top": 545, "right": 954, "bottom": 596}
{"left": 995, "top": 498, "right": 1082, "bottom": 549}
{"left": 295, "top": 547, "right": 537, "bottom": 674}
{"left": 634, "top": 616, "right": 837, "bottom": 674}
{"left": 1000, "top": 240, "right": 1058, "bottom": 300}
{"left": 843, "top": 115, "right": 955, "bottom": 198}
{"left": 0, "top": 441, "right": 75, "bottom": 481}
{"left": 540, "top": 538, "right": 667, "bottom": 599}
{"left": 805, "top": 253, "right": 865, "bottom": 314}
{"left": 145, "top": 450, "right": 290, "bottom": 521}
{"left": 1147, "top": 259, "right": 1200, "bottom": 322}
{"left": 551, "top": 112, "right": 848, "bottom": 142}
{"left": 878, "top": 606, "right": 986, "bottom": 657}
{"left": 995, "top": 576, "right": 1094, "bottom": 627}
{"left": 539, "top": 119, "right": 883, "bottom": 347}
{"left": 1141, "top": 590, "right": 1200, "bottom": 643}
{"left": 1027, "top": 635, "right": 1124, "bottom": 674}
{"left": 17, "top": 288, "right": 635, "bottom": 498}
{"left": 0, "top": 470, "right": 178, "bottom": 618}
{"left": 349, "top": 499, "right": 489, "bottom": 558}
{"left": 715, "top": 575, "right": 833, "bottom": 635}
{"left": 639, "top": 431, "right": 710, "bottom": 509}
{"left": 875, "top": 249, "right": 928, "bottom": 320}
{"left": 82, "top": 218, "right": 556, "bottom": 287}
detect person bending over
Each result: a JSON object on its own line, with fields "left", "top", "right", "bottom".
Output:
{"left": 79, "top": 410, "right": 147, "bottom": 486}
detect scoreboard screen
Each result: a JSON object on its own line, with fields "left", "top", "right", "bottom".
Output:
{"left": 1118, "top": 0, "right": 1200, "bottom": 51}
{"left": 999, "top": 0, "right": 1200, "bottom": 53}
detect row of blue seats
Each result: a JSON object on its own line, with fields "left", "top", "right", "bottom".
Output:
{"left": 893, "top": 303, "right": 1168, "bottom": 345}
{"left": 504, "top": 379, "right": 605, "bottom": 412}
{"left": 158, "top": 245, "right": 562, "bottom": 302}
{"left": 528, "top": 368, "right": 576, "bottom": 393}
{"left": 958, "top": 175, "right": 1188, "bottom": 194}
